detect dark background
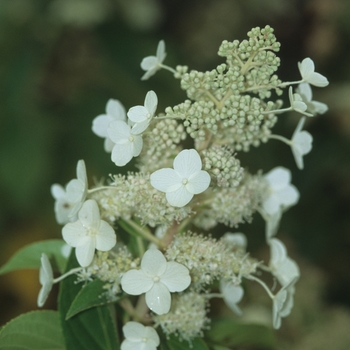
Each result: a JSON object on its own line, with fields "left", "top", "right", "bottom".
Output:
{"left": 1, "top": 0, "right": 349, "bottom": 348}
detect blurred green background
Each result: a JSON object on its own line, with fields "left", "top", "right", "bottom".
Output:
{"left": 0, "top": 0, "right": 350, "bottom": 349}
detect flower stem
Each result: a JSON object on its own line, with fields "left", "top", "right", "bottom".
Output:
{"left": 268, "top": 134, "right": 292, "bottom": 146}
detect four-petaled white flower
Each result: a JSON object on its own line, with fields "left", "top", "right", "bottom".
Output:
{"left": 298, "top": 57, "right": 329, "bottom": 87}
{"left": 63, "top": 159, "right": 88, "bottom": 218}
{"left": 288, "top": 87, "right": 312, "bottom": 117}
{"left": 121, "top": 321, "right": 160, "bottom": 350}
{"left": 272, "top": 277, "right": 298, "bottom": 329}
{"left": 297, "top": 83, "right": 328, "bottom": 116}
{"left": 107, "top": 120, "right": 143, "bottom": 166}
{"left": 262, "top": 167, "right": 299, "bottom": 216}
{"left": 220, "top": 280, "right": 244, "bottom": 316}
{"left": 92, "top": 99, "right": 127, "bottom": 152}
{"left": 51, "top": 184, "right": 77, "bottom": 225}
{"left": 269, "top": 238, "right": 300, "bottom": 286}
{"left": 121, "top": 248, "right": 191, "bottom": 315}
{"left": 150, "top": 149, "right": 211, "bottom": 207}
{"left": 141, "top": 40, "right": 166, "bottom": 81}
{"left": 127, "top": 91, "right": 158, "bottom": 134}
{"left": 37, "top": 253, "right": 54, "bottom": 307}
{"left": 222, "top": 232, "right": 247, "bottom": 250}
{"left": 291, "top": 117, "right": 313, "bottom": 170}
{"left": 62, "top": 199, "right": 116, "bottom": 267}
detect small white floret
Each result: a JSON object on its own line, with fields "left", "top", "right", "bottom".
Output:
{"left": 291, "top": 118, "right": 313, "bottom": 170}
{"left": 150, "top": 149, "right": 211, "bottom": 207}
{"left": 297, "top": 83, "right": 328, "bottom": 116}
{"left": 121, "top": 321, "right": 160, "bottom": 350}
{"left": 220, "top": 280, "right": 244, "bottom": 315}
{"left": 140, "top": 40, "right": 166, "bottom": 81}
{"left": 121, "top": 249, "right": 191, "bottom": 315}
{"left": 298, "top": 57, "right": 329, "bottom": 87}
{"left": 92, "top": 99, "right": 127, "bottom": 152}
{"left": 62, "top": 199, "right": 116, "bottom": 267}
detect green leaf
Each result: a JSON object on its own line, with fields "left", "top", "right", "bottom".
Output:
{"left": 166, "top": 334, "right": 209, "bottom": 350}
{"left": 66, "top": 278, "right": 117, "bottom": 319}
{"left": 59, "top": 252, "right": 119, "bottom": 350}
{"left": 0, "top": 310, "right": 65, "bottom": 350}
{"left": 0, "top": 239, "right": 68, "bottom": 275}
{"left": 206, "top": 319, "right": 276, "bottom": 349}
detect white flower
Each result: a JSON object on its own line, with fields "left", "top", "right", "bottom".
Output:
{"left": 121, "top": 321, "right": 160, "bottom": 350}
{"left": 291, "top": 117, "right": 313, "bottom": 170}
{"left": 92, "top": 99, "right": 127, "bottom": 152}
{"left": 62, "top": 199, "right": 116, "bottom": 267}
{"left": 269, "top": 238, "right": 300, "bottom": 286}
{"left": 141, "top": 40, "right": 166, "bottom": 81}
{"left": 51, "top": 184, "right": 77, "bottom": 224}
{"left": 288, "top": 87, "right": 312, "bottom": 117}
{"left": 150, "top": 149, "right": 211, "bottom": 207}
{"left": 264, "top": 210, "right": 282, "bottom": 241}
{"left": 262, "top": 167, "right": 299, "bottom": 216}
{"left": 37, "top": 253, "right": 54, "bottom": 307}
{"left": 220, "top": 280, "right": 244, "bottom": 315}
{"left": 272, "top": 277, "right": 298, "bottom": 329}
{"left": 297, "top": 82, "right": 328, "bottom": 115}
{"left": 65, "top": 160, "right": 88, "bottom": 217}
{"left": 298, "top": 57, "right": 329, "bottom": 87}
{"left": 127, "top": 91, "right": 158, "bottom": 134}
{"left": 121, "top": 249, "right": 191, "bottom": 315}
{"left": 107, "top": 120, "right": 143, "bottom": 166}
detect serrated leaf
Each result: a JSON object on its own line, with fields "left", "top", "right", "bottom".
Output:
{"left": 0, "top": 310, "right": 65, "bottom": 350}
{"left": 66, "top": 278, "right": 117, "bottom": 319}
{"left": 59, "top": 252, "right": 119, "bottom": 350}
{"left": 206, "top": 319, "right": 276, "bottom": 349}
{"left": 0, "top": 239, "right": 68, "bottom": 275}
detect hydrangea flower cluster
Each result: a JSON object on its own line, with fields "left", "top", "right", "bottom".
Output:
{"left": 39, "top": 26, "right": 328, "bottom": 348}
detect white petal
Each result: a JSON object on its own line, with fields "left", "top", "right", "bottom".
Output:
{"left": 141, "top": 56, "right": 158, "bottom": 71}
{"left": 186, "top": 170, "right": 211, "bottom": 194}
{"left": 141, "top": 249, "right": 167, "bottom": 277}
{"left": 144, "top": 90, "right": 158, "bottom": 116}
{"left": 104, "top": 137, "right": 115, "bottom": 153}
{"left": 39, "top": 253, "right": 53, "bottom": 285}
{"left": 128, "top": 106, "right": 149, "bottom": 123}
{"left": 107, "top": 120, "right": 131, "bottom": 143}
{"left": 221, "top": 281, "right": 244, "bottom": 315}
{"left": 95, "top": 221, "right": 116, "bottom": 251}
{"left": 276, "top": 258, "right": 300, "bottom": 286}
{"left": 265, "top": 210, "right": 282, "bottom": 240}
{"left": 263, "top": 195, "right": 281, "bottom": 215}
{"left": 75, "top": 237, "right": 95, "bottom": 267}
{"left": 78, "top": 200, "right": 100, "bottom": 228}
{"left": 76, "top": 160, "right": 87, "bottom": 184}
{"left": 293, "top": 131, "right": 313, "bottom": 154}
{"left": 269, "top": 238, "right": 287, "bottom": 267}
{"left": 106, "top": 99, "right": 126, "bottom": 121}
{"left": 62, "top": 221, "right": 86, "bottom": 248}
{"left": 111, "top": 142, "right": 134, "bottom": 167}
{"left": 131, "top": 120, "right": 149, "bottom": 134}
{"left": 143, "top": 327, "right": 160, "bottom": 346}
{"left": 297, "top": 83, "right": 312, "bottom": 101}
{"left": 92, "top": 114, "right": 111, "bottom": 138}
{"left": 298, "top": 58, "right": 315, "bottom": 78}
{"left": 276, "top": 184, "right": 299, "bottom": 207}
{"left": 141, "top": 68, "right": 157, "bottom": 81}
{"left": 160, "top": 261, "right": 191, "bottom": 292}
{"left": 265, "top": 167, "right": 291, "bottom": 191}
{"left": 121, "top": 269, "right": 154, "bottom": 295}
{"left": 311, "top": 101, "right": 328, "bottom": 115}
{"left": 150, "top": 168, "right": 181, "bottom": 192}
{"left": 132, "top": 135, "right": 143, "bottom": 157}
{"left": 223, "top": 233, "right": 247, "bottom": 249}
{"left": 122, "top": 321, "right": 145, "bottom": 341}
{"left": 166, "top": 186, "right": 193, "bottom": 207}
{"left": 145, "top": 283, "right": 171, "bottom": 315}
{"left": 307, "top": 72, "right": 329, "bottom": 87}
{"left": 66, "top": 179, "right": 85, "bottom": 203}
{"left": 156, "top": 40, "right": 166, "bottom": 62}
{"left": 51, "top": 184, "right": 65, "bottom": 200}
{"left": 173, "top": 149, "right": 202, "bottom": 178}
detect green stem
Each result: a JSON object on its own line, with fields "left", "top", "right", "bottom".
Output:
{"left": 268, "top": 134, "right": 292, "bottom": 146}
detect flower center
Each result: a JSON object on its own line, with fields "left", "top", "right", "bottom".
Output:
{"left": 129, "top": 135, "right": 134, "bottom": 142}
{"left": 142, "top": 337, "right": 148, "bottom": 343}
{"left": 182, "top": 178, "right": 188, "bottom": 185}
{"left": 153, "top": 276, "right": 160, "bottom": 283}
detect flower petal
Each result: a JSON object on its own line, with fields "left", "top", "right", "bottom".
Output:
{"left": 51, "top": 184, "right": 65, "bottom": 200}
{"left": 141, "top": 56, "right": 158, "bottom": 71}
{"left": 78, "top": 200, "right": 100, "bottom": 228}
{"left": 62, "top": 221, "right": 86, "bottom": 248}
{"left": 262, "top": 195, "right": 280, "bottom": 215}
{"left": 144, "top": 90, "right": 158, "bottom": 116}
{"left": 141, "top": 249, "right": 167, "bottom": 277}
{"left": 276, "top": 184, "right": 299, "bottom": 207}
{"left": 95, "top": 220, "right": 116, "bottom": 251}
{"left": 107, "top": 120, "right": 131, "bottom": 143}
{"left": 269, "top": 238, "right": 287, "bottom": 267}
{"left": 111, "top": 142, "right": 134, "bottom": 167}
{"left": 75, "top": 236, "right": 95, "bottom": 267}
{"left": 265, "top": 167, "right": 291, "bottom": 191}
{"left": 121, "top": 269, "right": 154, "bottom": 295}
{"left": 156, "top": 40, "right": 166, "bottom": 62}
{"left": 92, "top": 114, "right": 112, "bottom": 138}
{"left": 166, "top": 186, "right": 193, "bottom": 207}
{"left": 128, "top": 106, "right": 149, "bottom": 123}
{"left": 160, "top": 261, "right": 191, "bottom": 292}
{"left": 173, "top": 149, "right": 202, "bottom": 178}
{"left": 106, "top": 99, "right": 126, "bottom": 120}
{"left": 298, "top": 58, "right": 315, "bottom": 78}
{"left": 145, "top": 283, "right": 171, "bottom": 315}
{"left": 122, "top": 321, "right": 145, "bottom": 341}
{"left": 150, "top": 168, "right": 181, "bottom": 192}
{"left": 187, "top": 170, "right": 211, "bottom": 194}
{"left": 132, "top": 135, "right": 143, "bottom": 157}
{"left": 307, "top": 72, "right": 329, "bottom": 87}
